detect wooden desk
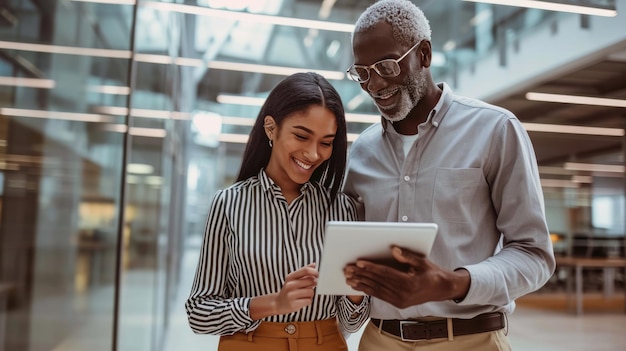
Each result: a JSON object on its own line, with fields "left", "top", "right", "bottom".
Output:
{"left": 556, "top": 256, "right": 626, "bottom": 315}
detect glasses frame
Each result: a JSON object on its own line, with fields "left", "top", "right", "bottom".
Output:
{"left": 347, "top": 40, "right": 422, "bottom": 83}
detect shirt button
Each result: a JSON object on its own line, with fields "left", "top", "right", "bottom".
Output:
{"left": 403, "top": 176, "right": 410, "bottom": 182}
{"left": 401, "top": 216, "right": 408, "bottom": 221}
{"left": 284, "top": 324, "right": 296, "bottom": 334}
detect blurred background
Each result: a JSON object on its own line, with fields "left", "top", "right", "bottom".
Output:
{"left": 0, "top": 0, "right": 624, "bottom": 350}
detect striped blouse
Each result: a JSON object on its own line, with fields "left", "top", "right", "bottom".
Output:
{"left": 185, "top": 169, "right": 370, "bottom": 335}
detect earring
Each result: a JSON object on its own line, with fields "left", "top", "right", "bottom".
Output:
{"left": 269, "top": 139, "right": 273, "bottom": 147}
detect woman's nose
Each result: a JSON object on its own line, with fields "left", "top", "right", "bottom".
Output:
{"left": 303, "top": 144, "right": 319, "bottom": 161}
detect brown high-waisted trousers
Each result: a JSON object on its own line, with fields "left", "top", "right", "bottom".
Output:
{"left": 218, "top": 318, "right": 348, "bottom": 351}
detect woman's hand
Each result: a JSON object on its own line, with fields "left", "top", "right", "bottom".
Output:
{"left": 273, "top": 263, "right": 319, "bottom": 314}
{"left": 250, "top": 263, "right": 319, "bottom": 319}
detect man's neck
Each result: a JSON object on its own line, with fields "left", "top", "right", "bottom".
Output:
{"left": 392, "top": 85, "right": 442, "bottom": 135}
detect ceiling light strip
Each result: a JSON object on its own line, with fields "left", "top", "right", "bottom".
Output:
{"left": 463, "top": 0, "right": 617, "bottom": 17}
{"left": 522, "top": 122, "right": 624, "bottom": 136}
{"left": 0, "top": 107, "right": 113, "bottom": 123}
{"left": 208, "top": 61, "right": 345, "bottom": 80}
{"left": 526, "top": 92, "right": 626, "bottom": 108}
{"left": 142, "top": 1, "right": 355, "bottom": 33}
{"left": 538, "top": 166, "right": 573, "bottom": 176}
{"left": 0, "top": 42, "right": 341, "bottom": 79}
{"left": 219, "top": 133, "right": 249, "bottom": 144}
{"left": 347, "top": 133, "right": 360, "bottom": 142}
{"left": 571, "top": 175, "right": 593, "bottom": 183}
{"left": 129, "top": 127, "right": 166, "bottom": 138}
{"left": 71, "top": 0, "right": 136, "bottom": 4}
{"left": 540, "top": 179, "right": 579, "bottom": 188}
{"left": 101, "top": 124, "right": 167, "bottom": 138}
{"left": 222, "top": 116, "right": 255, "bottom": 126}
{"left": 88, "top": 85, "right": 131, "bottom": 95}
{"left": 0, "top": 40, "right": 131, "bottom": 58}
{"left": 0, "top": 77, "right": 55, "bottom": 89}
{"left": 133, "top": 54, "right": 204, "bottom": 67}
{"left": 135, "top": 54, "right": 344, "bottom": 80}
{"left": 564, "top": 162, "right": 624, "bottom": 173}
{"left": 217, "top": 95, "right": 265, "bottom": 106}
{"left": 346, "top": 113, "right": 380, "bottom": 124}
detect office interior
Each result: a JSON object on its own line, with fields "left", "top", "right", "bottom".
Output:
{"left": 0, "top": 0, "right": 624, "bottom": 350}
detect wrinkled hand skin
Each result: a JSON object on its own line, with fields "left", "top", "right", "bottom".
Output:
{"left": 343, "top": 246, "right": 468, "bottom": 309}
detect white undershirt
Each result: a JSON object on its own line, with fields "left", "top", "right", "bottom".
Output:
{"left": 398, "top": 133, "right": 419, "bottom": 157}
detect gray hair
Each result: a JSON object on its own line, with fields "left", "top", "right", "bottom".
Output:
{"left": 353, "top": 0, "right": 432, "bottom": 47}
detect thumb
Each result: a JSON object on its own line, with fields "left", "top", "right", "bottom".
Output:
{"left": 391, "top": 246, "right": 424, "bottom": 267}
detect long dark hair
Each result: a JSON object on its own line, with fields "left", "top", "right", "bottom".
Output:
{"left": 236, "top": 72, "right": 348, "bottom": 203}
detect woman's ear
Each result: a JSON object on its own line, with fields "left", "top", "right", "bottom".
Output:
{"left": 263, "top": 115, "right": 276, "bottom": 140}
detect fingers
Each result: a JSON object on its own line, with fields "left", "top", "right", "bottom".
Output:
{"left": 287, "top": 263, "right": 319, "bottom": 281}
{"left": 276, "top": 268, "right": 318, "bottom": 314}
{"left": 345, "top": 260, "right": 405, "bottom": 297}
{"left": 391, "top": 246, "right": 426, "bottom": 270}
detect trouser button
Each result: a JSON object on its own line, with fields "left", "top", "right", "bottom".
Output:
{"left": 284, "top": 324, "right": 296, "bottom": 335}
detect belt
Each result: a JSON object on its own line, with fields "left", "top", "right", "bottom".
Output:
{"left": 371, "top": 312, "right": 505, "bottom": 342}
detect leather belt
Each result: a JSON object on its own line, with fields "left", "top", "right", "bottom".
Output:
{"left": 371, "top": 312, "right": 505, "bottom": 342}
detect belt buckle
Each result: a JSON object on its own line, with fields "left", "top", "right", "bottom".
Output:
{"left": 399, "top": 320, "right": 426, "bottom": 342}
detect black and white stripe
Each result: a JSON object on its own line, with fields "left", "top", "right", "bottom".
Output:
{"left": 185, "top": 169, "right": 368, "bottom": 335}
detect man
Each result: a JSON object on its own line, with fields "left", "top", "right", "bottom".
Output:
{"left": 342, "top": 1, "right": 556, "bottom": 350}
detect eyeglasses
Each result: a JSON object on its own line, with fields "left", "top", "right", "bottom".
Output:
{"left": 346, "top": 41, "right": 422, "bottom": 83}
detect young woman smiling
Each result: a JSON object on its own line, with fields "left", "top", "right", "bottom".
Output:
{"left": 185, "top": 72, "right": 369, "bottom": 351}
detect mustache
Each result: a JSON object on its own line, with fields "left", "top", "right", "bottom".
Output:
{"left": 370, "top": 83, "right": 421, "bottom": 97}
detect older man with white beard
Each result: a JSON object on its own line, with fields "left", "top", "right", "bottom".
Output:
{"left": 341, "top": 1, "right": 556, "bottom": 351}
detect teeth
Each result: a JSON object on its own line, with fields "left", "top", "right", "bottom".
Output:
{"left": 294, "top": 158, "right": 312, "bottom": 170}
{"left": 374, "top": 88, "right": 398, "bottom": 100}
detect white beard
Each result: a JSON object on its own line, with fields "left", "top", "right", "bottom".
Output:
{"left": 376, "top": 69, "right": 428, "bottom": 122}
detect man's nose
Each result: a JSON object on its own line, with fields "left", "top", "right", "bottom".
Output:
{"left": 365, "top": 69, "right": 387, "bottom": 92}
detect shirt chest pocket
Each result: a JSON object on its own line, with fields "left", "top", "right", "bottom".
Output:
{"left": 432, "top": 168, "right": 483, "bottom": 223}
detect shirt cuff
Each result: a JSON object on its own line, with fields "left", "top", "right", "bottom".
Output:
{"left": 339, "top": 295, "right": 369, "bottom": 316}
{"left": 235, "top": 297, "right": 262, "bottom": 333}
{"left": 451, "top": 265, "right": 491, "bottom": 305}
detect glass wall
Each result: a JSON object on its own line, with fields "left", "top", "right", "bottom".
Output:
{"left": 0, "top": 1, "right": 189, "bottom": 350}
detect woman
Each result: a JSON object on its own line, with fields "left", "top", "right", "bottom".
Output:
{"left": 185, "top": 72, "right": 369, "bottom": 351}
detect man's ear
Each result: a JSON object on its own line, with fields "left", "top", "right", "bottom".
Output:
{"left": 263, "top": 115, "right": 276, "bottom": 140}
{"left": 419, "top": 40, "right": 432, "bottom": 68}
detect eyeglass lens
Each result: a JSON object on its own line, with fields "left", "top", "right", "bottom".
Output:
{"left": 352, "top": 60, "right": 401, "bottom": 82}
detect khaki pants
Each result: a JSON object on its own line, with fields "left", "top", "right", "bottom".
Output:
{"left": 218, "top": 318, "right": 348, "bottom": 351}
{"left": 358, "top": 319, "right": 512, "bottom": 351}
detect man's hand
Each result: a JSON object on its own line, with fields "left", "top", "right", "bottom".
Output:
{"left": 343, "top": 246, "right": 470, "bottom": 308}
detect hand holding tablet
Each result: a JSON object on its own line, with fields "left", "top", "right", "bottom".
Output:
{"left": 316, "top": 221, "right": 438, "bottom": 296}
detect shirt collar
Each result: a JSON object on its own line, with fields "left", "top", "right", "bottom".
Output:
{"left": 257, "top": 168, "right": 313, "bottom": 197}
{"left": 430, "top": 82, "right": 454, "bottom": 128}
{"left": 380, "top": 82, "right": 454, "bottom": 134}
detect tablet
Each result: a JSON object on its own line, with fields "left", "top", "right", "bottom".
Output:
{"left": 316, "top": 221, "right": 438, "bottom": 296}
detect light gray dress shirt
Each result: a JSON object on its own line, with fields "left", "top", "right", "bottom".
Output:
{"left": 343, "top": 83, "right": 556, "bottom": 320}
